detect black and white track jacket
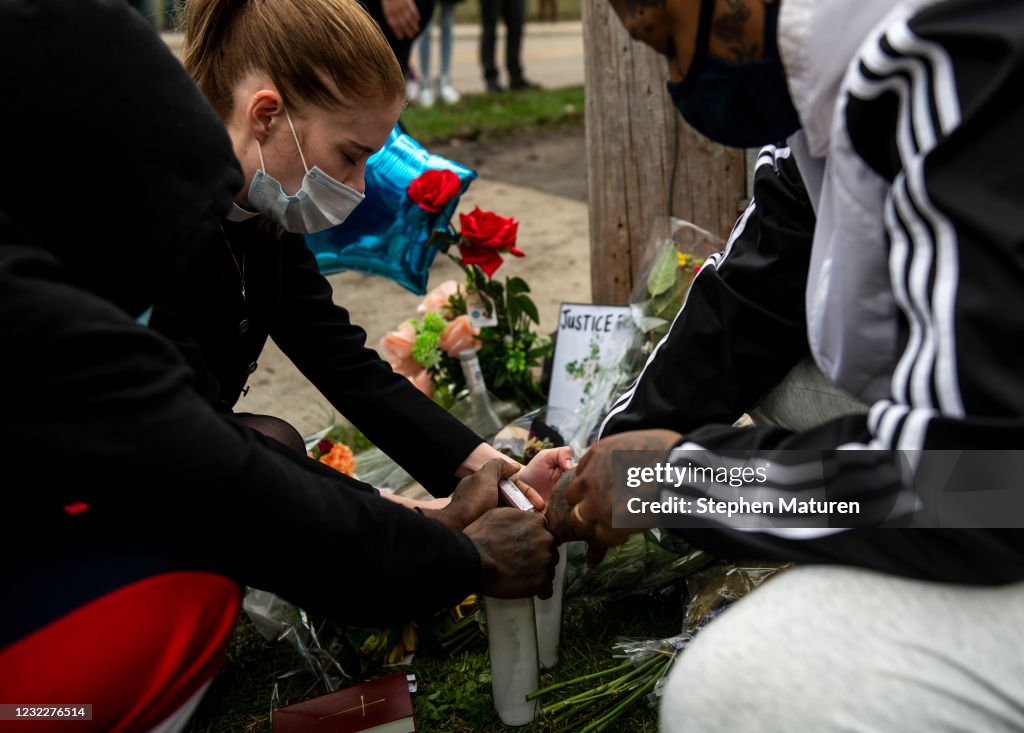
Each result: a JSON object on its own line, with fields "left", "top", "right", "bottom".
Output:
{"left": 601, "top": 0, "right": 1024, "bottom": 584}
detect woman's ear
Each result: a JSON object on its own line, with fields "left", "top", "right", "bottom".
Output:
{"left": 247, "top": 89, "right": 284, "bottom": 144}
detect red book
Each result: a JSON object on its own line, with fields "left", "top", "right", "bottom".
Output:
{"left": 272, "top": 672, "right": 416, "bottom": 733}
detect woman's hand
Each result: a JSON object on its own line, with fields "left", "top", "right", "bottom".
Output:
{"left": 425, "top": 459, "right": 544, "bottom": 530}
{"left": 515, "top": 446, "right": 575, "bottom": 501}
{"left": 380, "top": 492, "right": 451, "bottom": 511}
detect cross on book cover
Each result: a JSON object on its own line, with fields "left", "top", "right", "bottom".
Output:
{"left": 272, "top": 671, "right": 416, "bottom": 733}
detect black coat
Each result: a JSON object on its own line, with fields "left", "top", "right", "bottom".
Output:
{"left": 149, "top": 217, "right": 482, "bottom": 496}
{"left": 0, "top": 0, "right": 479, "bottom": 648}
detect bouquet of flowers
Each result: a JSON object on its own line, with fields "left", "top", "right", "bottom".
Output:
{"left": 308, "top": 435, "right": 356, "bottom": 476}
{"left": 379, "top": 169, "right": 552, "bottom": 414}
{"left": 630, "top": 216, "right": 723, "bottom": 349}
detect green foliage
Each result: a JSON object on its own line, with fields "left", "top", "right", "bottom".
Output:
{"left": 399, "top": 86, "right": 585, "bottom": 145}
{"left": 638, "top": 244, "right": 705, "bottom": 343}
{"left": 565, "top": 336, "right": 603, "bottom": 402}
{"left": 415, "top": 652, "right": 496, "bottom": 730}
{"left": 463, "top": 262, "right": 552, "bottom": 410}
{"left": 188, "top": 592, "right": 681, "bottom": 733}
{"left": 323, "top": 423, "right": 374, "bottom": 453}
{"left": 646, "top": 243, "right": 679, "bottom": 297}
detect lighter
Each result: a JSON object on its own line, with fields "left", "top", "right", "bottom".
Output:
{"left": 498, "top": 477, "right": 536, "bottom": 513}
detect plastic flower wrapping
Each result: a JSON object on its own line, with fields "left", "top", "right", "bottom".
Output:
{"left": 629, "top": 216, "right": 723, "bottom": 352}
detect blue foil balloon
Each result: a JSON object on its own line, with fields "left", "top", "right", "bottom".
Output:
{"left": 305, "top": 124, "right": 476, "bottom": 295}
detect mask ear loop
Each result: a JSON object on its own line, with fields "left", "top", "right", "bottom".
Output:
{"left": 255, "top": 138, "right": 267, "bottom": 173}
{"left": 284, "top": 109, "right": 310, "bottom": 174}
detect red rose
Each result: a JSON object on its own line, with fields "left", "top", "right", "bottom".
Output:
{"left": 407, "top": 169, "right": 463, "bottom": 213}
{"left": 458, "top": 243, "right": 504, "bottom": 277}
{"left": 458, "top": 206, "right": 523, "bottom": 277}
{"left": 458, "top": 207, "right": 522, "bottom": 253}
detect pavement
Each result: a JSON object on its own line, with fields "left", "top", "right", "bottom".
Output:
{"left": 157, "top": 27, "right": 592, "bottom": 442}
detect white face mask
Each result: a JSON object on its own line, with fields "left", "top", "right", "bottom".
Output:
{"left": 247, "top": 109, "right": 365, "bottom": 233}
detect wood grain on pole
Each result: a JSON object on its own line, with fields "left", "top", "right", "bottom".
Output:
{"left": 584, "top": 0, "right": 748, "bottom": 304}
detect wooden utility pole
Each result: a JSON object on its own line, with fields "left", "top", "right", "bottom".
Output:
{"left": 584, "top": 0, "right": 748, "bottom": 304}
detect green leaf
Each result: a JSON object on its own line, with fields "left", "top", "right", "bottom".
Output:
{"left": 646, "top": 243, "right": 678, "bottom": 297}
{"left": 506, "top": 276, "right": 530, "bottom": 295}
{"left": 518, "top": 296, "right": 540, "bottom": 324}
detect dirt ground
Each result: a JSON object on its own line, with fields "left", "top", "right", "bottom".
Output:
{"left": 429, "top": 128, "right": 589, "bottom": 204}
{"left": 236, "top": 126, "right": 592, "bottom": 438}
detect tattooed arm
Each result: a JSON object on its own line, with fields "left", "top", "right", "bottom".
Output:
{"left": 545, "top": 429, "right": 682, "bottom": 565}
{"left": 711, "top": 0, "right": 764, "bottom": 62}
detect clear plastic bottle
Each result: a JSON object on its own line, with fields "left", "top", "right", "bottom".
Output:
{"left": 458, "top": 349, "right": 504, "bottom": 441}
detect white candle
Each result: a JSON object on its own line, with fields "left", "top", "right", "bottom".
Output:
{"left": 534, "top": 543, "right": 568, "bottom": 669}
{"left": 484, "top": 595, "right": 539, "bottom": 726}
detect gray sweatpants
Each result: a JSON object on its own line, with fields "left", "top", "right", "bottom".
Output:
{"left": 748, "top": 357, "right": 868, "bottom": 433}
{"left": 660, "top": 565, "right": 1024, "bottom": 732}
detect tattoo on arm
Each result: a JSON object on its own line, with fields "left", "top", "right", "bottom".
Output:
{"left": 545, "top": 469, "right": 583, "bottom": 543}
{"left": 712, "top": 0, "right": 761, "bottom": 62}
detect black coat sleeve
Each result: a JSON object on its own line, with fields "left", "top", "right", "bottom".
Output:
{"left": 267, "top": 233, "right": 482, "bottom": 496}
{"left": 657, "top": 418, "right": 1024, "bottom": 585}
{"left": 1, "top": 250, "right": 481, "bottom": 638}
{"left": 599, "top": 145, "right": 816, "bottom": 438}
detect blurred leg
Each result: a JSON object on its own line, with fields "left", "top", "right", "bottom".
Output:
{"left": 438, "top": 1, "right": 460, "bottom": 103}
{"left": 0, "top": 572, "right": 241, "bottom": 733}
{"left": 416, "top": 12, "right": 433, "bottom": 81}
{"left": 479, "top": 0, "right": 500, "bottom": 88}
{"left": 504, "top": 0, "right": 524, "bottom": 83}
{"left": 439, "top": 0, "right": 455, "bottom": 80}
{"left": 660, "top": 565, "right": 1024, "bottom": 732}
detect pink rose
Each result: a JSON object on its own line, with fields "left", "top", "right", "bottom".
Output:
{"left": 379, "top": 321, "right": 418, "bottom": 375}
{"left": 418, "top": 279, "right": 463, "bottom": 315}
{"left": 439, "top": 315, "right": 481, "bottom": 358}
{"left": 409, "top": 368, "right": 434, "bottom": 397}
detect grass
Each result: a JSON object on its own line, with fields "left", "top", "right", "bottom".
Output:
{"left": 187, "top": 589, "right": 684, "bottom": 732}
{"left": 399, "top": 85, "right": 584, "bottom": 145}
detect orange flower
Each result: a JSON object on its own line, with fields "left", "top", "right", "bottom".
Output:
{"left": 319, "top": 442, "right": 356, "bottom": 476}
{"left": 379, "top": 321, "right": 418, "bottom": 376}
{"left": 418, "top": 279, "right": 463, "bottom": 315}
{"left": 439, "top": 315, "right": 481, "bottom": 358}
